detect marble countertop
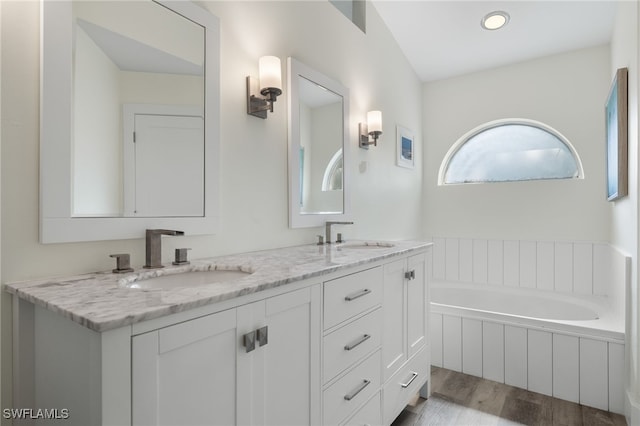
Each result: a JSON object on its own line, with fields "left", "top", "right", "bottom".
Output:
{"left": 5, "top": 240, "right": 431, "bottom": 332}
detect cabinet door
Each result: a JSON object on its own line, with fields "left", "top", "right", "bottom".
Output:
{"left": 238, "top": 285, "right": 321, "bottom": 426}
{"left": 382, "top": 259, "right": 407, "bottom": 381}
{"left": 407, "top": 253, "right": 427, "bottom": 358}
{"left": 132, "top": 308, "right": 238, "bottom": 426}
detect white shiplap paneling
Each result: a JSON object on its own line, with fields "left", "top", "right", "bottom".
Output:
{"left": 536, "top": 242, "right": 554, "bottom": 291}
{"left": 472, "top": 239, "right": 488, "bottom": 284}
{"left": 519, "top": 241, "right": 537, "bottom": 289}
{"left": 487, "top": 240, "right": 504, "bottom": 285}
{"left": 503, "top": 240, "right": 520, "bottom": 287}
{"left": 573, "top": 243, "right": 593, "bottom": 295}
{"left": 462, "top": 318, "right": 482, "bottom": 377}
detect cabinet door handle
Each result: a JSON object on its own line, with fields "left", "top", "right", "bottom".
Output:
{"left": 400, "top": 371, "right": 418, "bottom": 388}
{"left": 243, "top": 330, "right": 256, "bottom": 353}
{"left": 404, "top": 270, "right": 415, "bottom": 280}
{"left": 257, "top": 326, "right": 268, "bottom": 347}
{"left": 344, "top": 379, "right": 371, "bottom": 401}
{"left": 344, "top": 334, "right": 371, "bottom": 351}
{"left": 344, "top": 288, "right": 371, "bottom": 301}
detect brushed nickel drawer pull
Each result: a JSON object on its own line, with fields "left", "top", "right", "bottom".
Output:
{"left": 400, "top": 371, "right": 418, "bottom": 388}
{"left": 344, "top": 379, "right": 371, "bottom": 401}
{"left": 344, "top": 334, "right": 371, "bottom": 351}
{"left": 344, "top": 288, "right": 371, "bottom": 301}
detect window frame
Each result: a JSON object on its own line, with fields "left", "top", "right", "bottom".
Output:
{"left": 438, "top": 118, "right": 585, "bottom": 185}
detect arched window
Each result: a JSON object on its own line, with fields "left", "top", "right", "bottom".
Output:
{"left": 322, "top": 149, "right": 343, "bottom": 191}
{"left": 439, "top": 119, "right": 584, "bottom": 185}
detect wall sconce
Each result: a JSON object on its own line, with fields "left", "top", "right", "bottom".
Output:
{"left": 247, "top": 56, "right": 283, "bottom": 119}
{"left": 359, "top": 110, "right": 383, "bottom": 149}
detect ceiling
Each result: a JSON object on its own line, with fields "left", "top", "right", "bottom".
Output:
{"left": 77, "top": 19, "right": 203, "bottom": 76}
{"left": 371, "top": 1, "right": 617, "bottom": 82}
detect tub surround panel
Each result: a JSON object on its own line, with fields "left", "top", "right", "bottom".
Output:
{"left": 552, "top": 334, "right": 580, "bottom": 403}
{"left": 503, "top": 240, "right": 520, "bottom": 287}
{"left": 442, "top": 315, "right": 462, "bottom": 371}
{"left": 536, "top": 242, "right": 555, "bottom": 291}
{"left": 482, "top": 322, "right": 504, "bottom": 383}
{"left": 487, "top": 240, "right": 504, "bottom": 285}
{"left": 555, "top": 242, "right": 574, "bottom": 293}
{"left": 431, "top": 311, "right": 625, "bottom": 414}
{"left": 4, "top": 241, "right": 430, "bottom": 332}
{"left": 472, "top": 239, "right": 488, "bottom": 283}
{"left": 609, "top": 343, "right": 625, "bottom": 414}
{"left": 579, "top": 338, "right": 609, "bottom": 411}
{"left": 461, "top": 318, "right": 482, "bottom": 377}
{"left": 504, "top": 325, "right": 527, "bottom": 389}
{"left": 519, "top": 241, "right": 537, "bottom": 289}
{"left": 573, "top": 243, "right": 594, "bottom": 295}
{"left": 528, "top": 329, "right": 553, "bottom": 396}
{"left": 430, "top": 238, "right": 628, "bottom": 300}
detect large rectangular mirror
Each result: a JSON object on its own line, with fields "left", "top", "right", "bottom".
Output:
{"left": 287, "top": 58, "right": 351, "bottom": 228}
{"left": 40, "top": 1, "right": 220, "bottom": 243}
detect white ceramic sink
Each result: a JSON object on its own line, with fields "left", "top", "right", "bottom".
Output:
{"left": 126, "top": 269, "right": 252, "bottom": 290}
{"left": 339, "top": 242, "right": 395, "bottom": 249}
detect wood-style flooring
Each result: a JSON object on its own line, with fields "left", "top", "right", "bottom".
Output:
{"left": 391, "top": 367, "right": 627, "bottom": 426}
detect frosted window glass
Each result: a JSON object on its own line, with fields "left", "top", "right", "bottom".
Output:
{"left": 443, "top": 123, "right": 581, "bottom": 184}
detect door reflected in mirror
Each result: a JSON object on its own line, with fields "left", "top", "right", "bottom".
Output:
{"left": 298, "top": 76, "right": 343, "bottom": 214}
{"left": 71, "top": 1, "right": 205, "bottom": 217}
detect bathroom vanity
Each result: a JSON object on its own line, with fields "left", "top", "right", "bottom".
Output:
{"left": 7, "top": 241, "right": 432, "bottom": 426}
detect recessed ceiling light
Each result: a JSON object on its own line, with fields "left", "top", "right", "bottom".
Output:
{"left": 481, "top": 11, "right": 510, "bottom": 30}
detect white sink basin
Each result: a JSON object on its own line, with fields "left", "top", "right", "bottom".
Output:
{"left": 339, "top": 242, "right": 395, "bottom": 249}
{"left": 126, "top": 269, "right": 252, "bottom": 290}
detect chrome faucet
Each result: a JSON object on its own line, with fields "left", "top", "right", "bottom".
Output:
{"left": 144, "top": 229, "right": 184, "bottom": 269}
{"left": 325, "top": 221, "right": 354, "bottom": 244}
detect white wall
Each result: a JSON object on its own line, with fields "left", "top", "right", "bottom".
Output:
{"left": 73, "top": 26, "right": 121, "bottom": 216}
{"left": 422, "top": 45, "right": 612, "bottom": 242}
{"left": 609, "top": 1, "right": 640, "bottom": 422}
{"left": 0, "top": 0, "right": 423, "bottom": 411}
{"left": 307, "top": 102, "right": 343, "bottom": 213}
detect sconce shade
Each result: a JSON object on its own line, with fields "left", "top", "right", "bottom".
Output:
{"left": 259, "top": 56, "right": 282, "bottom": 92}
{"left": 247, "top": 56, "right": 283, "bottom": 119}
{"left": 367, "top": 110, "right": 382, "bottom": 133}
{"left": 359, "top": 110, "right": 383, "bottom": 149}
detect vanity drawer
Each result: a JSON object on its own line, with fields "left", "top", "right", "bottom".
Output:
{"left": 383, "top": 346, "right": 429, "bottom": 425}
{"left": 341, "top": 391, "right": 382, "bottom": 426}
{"left": 323, "top": 350, "right": 382, "bottom": 426}
{"left": 324, "top": 266, "right": 383, "bottom": 330}
{"left": 324, "top": 307, "right": 382, "bottom": 383}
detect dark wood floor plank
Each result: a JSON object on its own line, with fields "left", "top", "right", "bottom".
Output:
{"left": 552, "top": 398, "right": 583, "bottom": 426}
{"left": 582, "top": 406, "right": 626, "bottom": 426}
{"left": 391, "top": 368, "right": 628, "bottom": 426}
{"left": 467, "top": 377, "right": 508, "bottom": 417}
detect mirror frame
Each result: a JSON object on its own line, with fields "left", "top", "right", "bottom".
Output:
{"left": 40, "top": 0, "right": 220, "bottom": 243}
{"left": 287, "top": 57, "right": 351, "bottom": 228}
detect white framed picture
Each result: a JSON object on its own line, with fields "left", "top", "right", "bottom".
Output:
{"left": 396, "top": 125, "right": 414, "bottom": 169}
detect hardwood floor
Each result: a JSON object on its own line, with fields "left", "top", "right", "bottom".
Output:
{"left": 391, "top": 367, "right": 627, "bottom": 426}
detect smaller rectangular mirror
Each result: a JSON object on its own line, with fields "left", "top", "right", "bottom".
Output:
{"left": 287, "top": 58, "right": 351, "bottom": 228}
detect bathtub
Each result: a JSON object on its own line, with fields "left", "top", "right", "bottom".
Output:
{"left": 430, "top": 282, "right": 625, "bottom": 414}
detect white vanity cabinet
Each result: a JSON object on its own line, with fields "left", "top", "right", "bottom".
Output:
{"left": 132, "top": 285, "right": 321, "bottom": 426}
{"left": 322, "top": 266, "right": 384, "bottom": 425}
{"left": 382, "top": 252, "right": 430, "bottom": 425}
{"left": 10, "top": 243, "right": 432, "bottom": 426}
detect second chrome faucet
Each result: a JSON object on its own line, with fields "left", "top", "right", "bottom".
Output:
{"left": 325, "top": 221, "right": 354, "bottom": 244}
{"left": 144, "top": 229, "right": 184, "bottom": 269}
